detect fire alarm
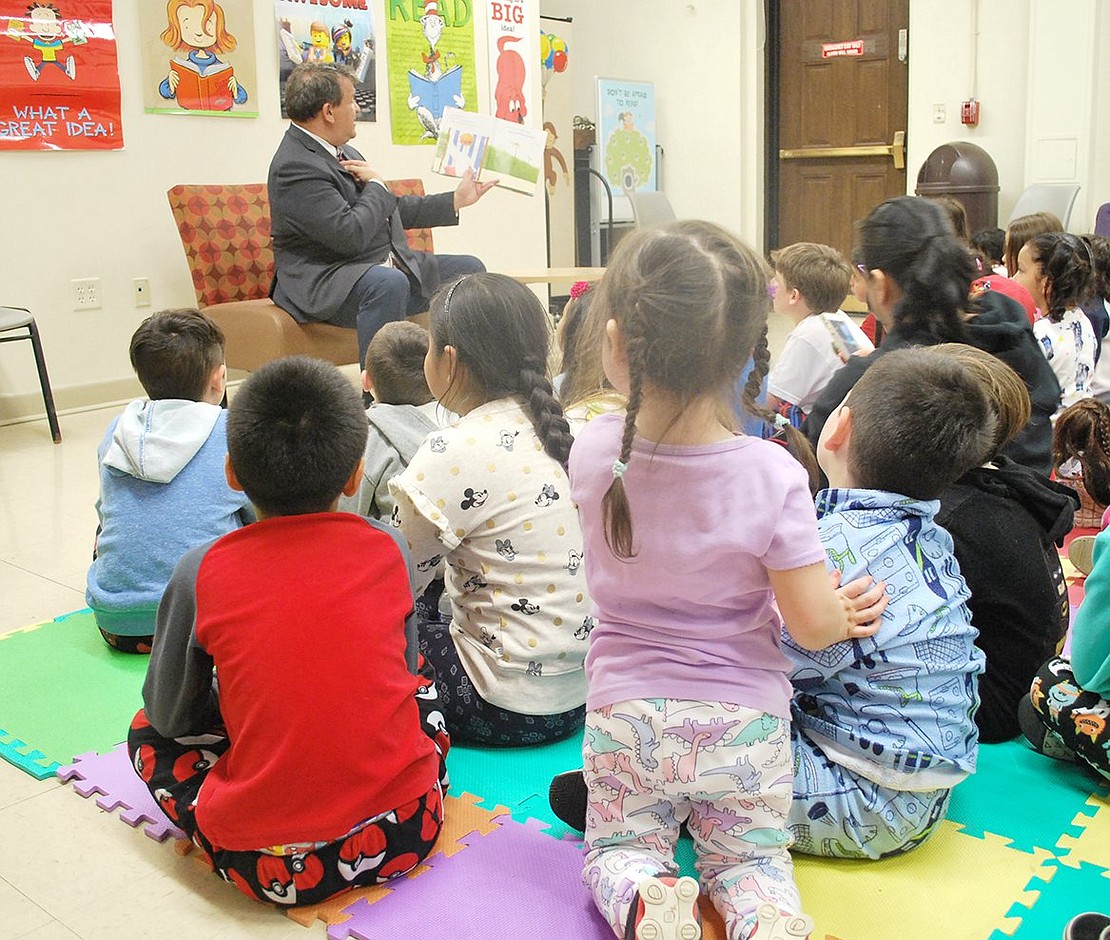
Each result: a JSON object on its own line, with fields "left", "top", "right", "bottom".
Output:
{"left": 961, "top": 99, "right": 980, "bottom": 126}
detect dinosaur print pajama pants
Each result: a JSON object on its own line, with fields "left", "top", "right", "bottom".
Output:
{"left": 582, "top": 698, "right": 802, "bottom": 940}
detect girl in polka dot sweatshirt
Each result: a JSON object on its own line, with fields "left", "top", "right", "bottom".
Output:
{"left": 390, "top": 273, "right": 589, "bottom": 746}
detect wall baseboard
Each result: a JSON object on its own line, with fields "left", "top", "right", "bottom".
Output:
{"left": 0, "top": 377, "right": 144, "bottom": 426}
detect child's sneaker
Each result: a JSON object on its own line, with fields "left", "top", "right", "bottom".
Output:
{"left": 626, "top": 875, "right": 701, "bottom": 940}
{"left": 1069, "top": 535, "right": 1097, "bottom": 576}
{"left": 548, "top": 769, "right": 588, "bottom": 832}
{"left": 1018, "top": 694, "right": 1077, "bottom": 763}
{"left": 748, "top": 903, "right": 814, "bottom": 939}
{"left": 1063, "top": 911, "right": 1110, "bottom": 940}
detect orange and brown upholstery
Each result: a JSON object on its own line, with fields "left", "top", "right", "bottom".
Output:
{"left": 166, "top": 181, "right": 435, "bottom": 372}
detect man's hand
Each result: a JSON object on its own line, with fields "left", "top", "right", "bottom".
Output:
{"left": 453, "top": 168, "right": 498, "bottom": 212}
{"left": 340, "top": 159, "right": 382, "bottom": 185}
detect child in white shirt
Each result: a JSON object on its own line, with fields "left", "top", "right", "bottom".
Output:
{"left": 766, "top": 242, "right": 855, "bottom": 425}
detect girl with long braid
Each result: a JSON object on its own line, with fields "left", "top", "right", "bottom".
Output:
{"left": 390, "top": 273, "right": 588, "bottom": 746}
{"left": 567, "top": 221, "right": 885, "bottom": 940}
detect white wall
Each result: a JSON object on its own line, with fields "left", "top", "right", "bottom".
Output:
{"left": 907, "top": 0, "right": 1031, "bottom": 222}
{"left": 540, "top": 0, "right": 765, "bottom": 244}
{"left": 0, "top": 0, "right": 547, "bottom": 422}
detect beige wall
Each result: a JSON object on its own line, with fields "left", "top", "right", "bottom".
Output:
{"left": 0, "top": 0, "right": 547, "bottom": 422}
{"left": 5, "top": 0, "right": 1110, "bottom": 423}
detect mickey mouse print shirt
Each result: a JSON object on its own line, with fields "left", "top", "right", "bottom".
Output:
{"left": 390, "top": 397, "right": 589, "bottom": 716}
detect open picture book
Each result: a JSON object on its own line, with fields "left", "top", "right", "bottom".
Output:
{"left": 431, "top": 107, "right": 546, "bottom": 196}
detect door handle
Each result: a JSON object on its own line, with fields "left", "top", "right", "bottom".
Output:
{"left": 780, "top": 131, "right": 905, "bottom": 170}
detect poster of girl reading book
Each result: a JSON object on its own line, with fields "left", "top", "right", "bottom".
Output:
{"left": 140, "top": 0, "right": 256, "bottom": 116}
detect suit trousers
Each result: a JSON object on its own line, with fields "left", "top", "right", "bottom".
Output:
{"left": 334, "top": 254, "right": 486, "bottom": 366}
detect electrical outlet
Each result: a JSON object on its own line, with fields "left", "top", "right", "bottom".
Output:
{"left": 72, "top": 278, "right": 101, "bottom": 310}
{"left": 133, "top": 277, "right": 151, "bottom": 308}
{"left": 932, "top": 103, "right": 947, "bottom": 124}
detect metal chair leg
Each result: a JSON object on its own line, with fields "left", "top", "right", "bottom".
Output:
{"left": 26, "top": 319, "right": 61, "bottom": 443}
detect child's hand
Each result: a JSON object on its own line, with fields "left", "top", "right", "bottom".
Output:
{"left": 830, "top": 569, "right": 887, "bottom": 638}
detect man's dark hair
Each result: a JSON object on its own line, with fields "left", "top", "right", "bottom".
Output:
{"left": 364, "top": 321, "right": 434, "bottom": 406}
{"left": 846, "top": 347, "right": 996, "bottom": 499}
{"left": 284, "top": 62, "right": 357, "bottom": 122}
{"left": 129, "top": 309, "right": 225, "bottom": 401}
{"left": 227, "top": 356, "right": 368, "bottom": 516}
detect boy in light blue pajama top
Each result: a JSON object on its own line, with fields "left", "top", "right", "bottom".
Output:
{"left": 785, "top": 348, "right": 993, "bottom": 859}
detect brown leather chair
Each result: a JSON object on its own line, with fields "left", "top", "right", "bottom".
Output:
{"left": 166, "top": 181, "right": 434, "bottom": 371}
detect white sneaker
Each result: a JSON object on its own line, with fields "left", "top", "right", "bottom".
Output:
{"left": 629, "top": 876, "right": 701, "bottom": 940}
{"left": 749, "top": 903, "right": 814, "bottom": 939}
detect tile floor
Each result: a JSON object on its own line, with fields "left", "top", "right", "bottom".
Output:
{"left": 0, "top": 314, "right": 794, "bottom": 939}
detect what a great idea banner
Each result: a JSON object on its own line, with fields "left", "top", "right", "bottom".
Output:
{"left": 0, "top": 0, "right": 123, "bottom": 150}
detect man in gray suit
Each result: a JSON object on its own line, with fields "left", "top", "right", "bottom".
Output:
{"left": 269, "top": 63, "right": 495, "bottom": 364}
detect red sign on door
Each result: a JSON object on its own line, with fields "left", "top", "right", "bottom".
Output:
{"left": 821, "top": 40, "right": 865, "bottom": 59}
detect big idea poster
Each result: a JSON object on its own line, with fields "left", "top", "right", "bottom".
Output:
{"left": 0, "top": 0, "right": 122, "bottom": 150}
{"left": 386, "top": 0, "right": 476, "bottom": 146}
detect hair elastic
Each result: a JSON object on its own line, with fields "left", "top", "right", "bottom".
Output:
{"left": 612, "top": 459, "right": 628, "bottom": 480}
{"left": 773, "top": 413, "right": 790, "bottom": 430}
{"left": 569, "top": 281, "right": 592, "bottom": 300}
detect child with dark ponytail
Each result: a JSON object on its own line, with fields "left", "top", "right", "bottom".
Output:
{"left": 390, "top": 273, "right": 588, "bottom": 746}
{"left": 567, "top": 221, "right": 885, "bottom": 940}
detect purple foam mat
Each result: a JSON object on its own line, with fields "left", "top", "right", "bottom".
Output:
{"left": 329, "top": 816, "right": 610, "bottom": 940}
{"left": 58, "top": 743, "right": 186, "bottom": 842}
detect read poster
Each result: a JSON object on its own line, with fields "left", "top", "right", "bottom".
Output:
{"left": 484, "top": 0, "right": 533, "bottom": 127}
{"left": 274, "top": 0, "right": 375, "bottom": 121}
{"left": 0, "top": 0, "right": 122, "bottom": 150}
{"left": 386, "top": 0, "right": 476, "bottom": 146}
{"left": 139, "top": 0, "right": 258, "bottom": 117}
{"left": 596, "top": 77, "right": 656, "bottom": 193}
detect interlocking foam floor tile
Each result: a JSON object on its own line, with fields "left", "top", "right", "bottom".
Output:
{"left": 57, "top": 742, "right": 185, "bottom": 842}
{"left": 791, "top": 820, "right": 1055, "bottom": 940}
{"left": 948, "top": 739, "right": 1104, "bottom": 854}
{"left": 0, "top": 609, "right": 146, "bottom": 779}
{"left": 326, "top": 816, "right": 610, "bottom": 940}
{"left": 1004, "top": 859, "right": 1109, "bottom": 939}
{"left": 285, "top": 791, "right": 510, "bottom": 930}
{"left": 1055, "top": 790, "right": 1110, "bottom": 876}
{"left": 447, "top": 736, "right": 582, "bottom": 837}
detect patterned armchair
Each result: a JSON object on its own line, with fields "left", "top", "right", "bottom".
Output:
{"left": 166, "top": 181, "right": 435, "bottom": 372}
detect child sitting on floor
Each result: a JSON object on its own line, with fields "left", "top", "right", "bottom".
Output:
{"left": 788, "top": 347, "right": 993, "bottom": 859}
{"left": 86, "top": 309, "right": 253, "bottom": 653}
{"left": 932, "top": 344, "right": 1077, "bottom": 744}
{"left": 340, "top": 320, "right": 442, "bottom": 522}
{"left": 568, "top": 221, "right": 886, "bottom": 940}
{"left": 390, "top": 273, "right": 590, "bottom": 747}
{"left": 1014, "top": 231, "right": 1097, "bottom": 412}
{"left": 1017, "top": 396, "right": 1110, "bottom": 783}
{"left": 766, "top": 242, "right": 856, "bottom": 427}
{"left": 128, "top": 356, "right": 449, "bottom": 907}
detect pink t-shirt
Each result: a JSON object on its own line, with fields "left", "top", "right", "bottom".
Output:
{"left": 569, "top": 414, "right": 826, "bottom": 718}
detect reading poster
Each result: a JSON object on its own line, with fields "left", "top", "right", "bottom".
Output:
{"left": 0, "top": 0, "right": 123, "bottom": 150}
{"left": 596, "top": 77, "right": 656, "bottom": 193}
{"left": 484, "top": 0, "right": 533, "bottom": 126}
{"left": 139, "top": 0, "right": 258, "bottom": 117}
{"left": 386, "top": 0, "right": 476, "bottom": 146}
{"left": 273, "top": 0, "right": 375, "bottom": 122}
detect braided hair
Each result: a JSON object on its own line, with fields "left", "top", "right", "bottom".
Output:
{"left": 427, "top": 272, "right": 572, "bottom": 466}
{"left": 1053, "top": 398, "right": 1110, "bottom": 506}
{"left": 594, "top": 221, "right": 784, "bottom": 558}
{"left": 858, "top": 196, "right": 975, "bottom": 344}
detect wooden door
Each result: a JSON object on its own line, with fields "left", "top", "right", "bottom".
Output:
{"left": 771, "top": 0, "right": 909, "bottom": 261}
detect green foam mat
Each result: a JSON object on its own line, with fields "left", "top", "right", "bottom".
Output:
{"left": 0, "top": 610, "right": 145, "bottom": 778}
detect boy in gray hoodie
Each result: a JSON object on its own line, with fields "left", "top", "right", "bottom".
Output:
{"left": 340, "top": 320, "right": 443, "bottom": 522}
{"left": 85, "top": 310, "right": 254, "bottom": 652}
